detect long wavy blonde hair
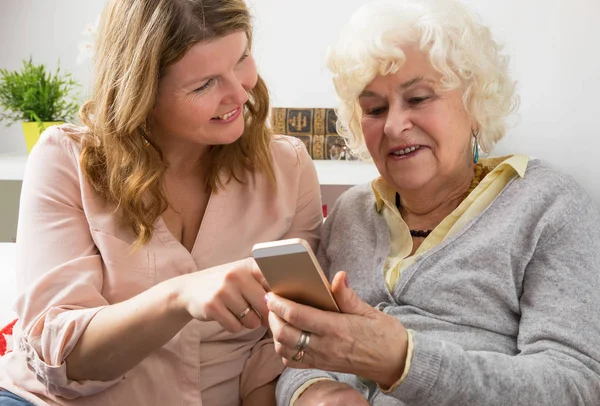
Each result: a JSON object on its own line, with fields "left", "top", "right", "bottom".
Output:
{"left": 78, "top": 0, "right": 274, "bottom": 246}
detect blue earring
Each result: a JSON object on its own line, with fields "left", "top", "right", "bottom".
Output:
{"left": 472, "top": 131, "right": 479, "bottom": 164}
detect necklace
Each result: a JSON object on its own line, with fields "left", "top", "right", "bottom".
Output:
{"left": 409, "top": 229, "right": 432, "bottom": 238}
{"left": 396, "top": 164, "right": 490, "bottom": 238}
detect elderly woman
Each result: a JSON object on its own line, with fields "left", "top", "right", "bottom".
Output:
{"left": 267, "top": 0, "right": 600, "bottom": 405}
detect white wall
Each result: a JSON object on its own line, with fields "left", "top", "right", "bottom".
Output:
{"left": 0, "top": 0, "right": 104, "bottom": 154}
{"left": 248, "top": 0, "right": 600, "bottom": 204}
{"left": 1, "top": 0, "right": 599, "bottom": 203}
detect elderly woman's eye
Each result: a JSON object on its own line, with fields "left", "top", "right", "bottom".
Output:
{"left": 366, "top": 107, "right": 388, "bottom": 116}
{"left": 408, "top": 96, "right": 430, "bottom": 105}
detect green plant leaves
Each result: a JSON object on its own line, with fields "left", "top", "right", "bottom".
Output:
{"left": 0, "top": 58, "right": 80, "bottom": 126}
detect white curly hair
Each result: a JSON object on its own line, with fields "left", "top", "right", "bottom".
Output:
{"left": 327, "top": 0, "right": 519, "bottom": 160}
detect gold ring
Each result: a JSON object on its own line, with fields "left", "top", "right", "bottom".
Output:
{"left": 238, "top": 306, "right": 252, "bottom": 319}
{"left": 291, "top": 350, "right": 305, "bottom": 363}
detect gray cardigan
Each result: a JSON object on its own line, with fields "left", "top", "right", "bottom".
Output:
{"left": 276, "top": 160, "right": 600, "bottom": 406}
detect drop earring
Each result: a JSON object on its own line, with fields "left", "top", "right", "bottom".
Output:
{"left": 472, "top": 130, "right": 479, "bottom": 164}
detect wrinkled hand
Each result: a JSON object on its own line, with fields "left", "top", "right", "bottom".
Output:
{"left": 267, "top": 271, "right": 409, "bottom": 388}
{"left": 296, "top": 380, "right": 369, "bottom": 406}
{"left": 177, "top": 258, "right": 270, "bottom": 332}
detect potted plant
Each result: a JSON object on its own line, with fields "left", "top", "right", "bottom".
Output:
{"left": 0, "top": 58, "right": 80, "bottom": 153}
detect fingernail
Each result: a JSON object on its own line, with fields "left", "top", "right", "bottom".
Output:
{"left": 344, "top": 274, "right": 349, "bottom": 288}
{"left": 264, "top": 294, "right": 269, "bottom": 303}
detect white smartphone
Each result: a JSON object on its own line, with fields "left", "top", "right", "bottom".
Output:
{"left": 252, "top": 238, "right": 340, "bottom": 312}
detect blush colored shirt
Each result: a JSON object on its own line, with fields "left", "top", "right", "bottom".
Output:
{"left": 0, "top": 125, "right": 323, "bottom": 405}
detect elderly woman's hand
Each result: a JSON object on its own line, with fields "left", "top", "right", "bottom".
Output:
{"left": 266, "top": 272, "right": 409, "bottom": 388}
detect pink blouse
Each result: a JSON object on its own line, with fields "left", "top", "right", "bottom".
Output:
{"left": 0, "top": 125, "right": 323, "bottom": 405}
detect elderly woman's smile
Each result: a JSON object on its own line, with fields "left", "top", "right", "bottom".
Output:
{"left": 389, "top": 144, "right": 423, "bottom": 158}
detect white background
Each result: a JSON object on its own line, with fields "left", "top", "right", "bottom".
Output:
{"left": 0, "top": 0, "right": 599, "bottom": 203}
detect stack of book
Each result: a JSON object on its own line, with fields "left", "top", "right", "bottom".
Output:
{"left": 270, "top": 108, "right": 354, "bottom": 160}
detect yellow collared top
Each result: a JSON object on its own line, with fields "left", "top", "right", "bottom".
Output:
{"left": 373, "top": 155, "right": 529, "bottom": 292}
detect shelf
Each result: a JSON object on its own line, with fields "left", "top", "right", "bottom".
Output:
{"left": 312, "top": 160, "right": 380, "bottom": 185}
{"left": 0, "top": 154, "right": 28, "bottom": 181}
{"left": 0, "top": 154, "right": 380, "bottom": 186}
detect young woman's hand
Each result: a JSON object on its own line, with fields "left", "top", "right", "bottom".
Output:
{"left": 176, "top": 258, "right": 270, "bottom": 332}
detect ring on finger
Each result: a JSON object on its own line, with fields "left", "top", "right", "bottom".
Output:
{"left": 291, "top": 350, "right": 305, "bottom": 363}
{"left": 238, "top": 306, "right": 253, "bottom": 319}
{"left": 296, "top": 330, "right": 311, "bottom": 351}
